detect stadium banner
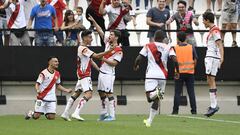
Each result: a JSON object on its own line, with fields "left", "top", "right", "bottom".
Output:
{"left": 0, "top": 46, "right": 239, "bottom": 81}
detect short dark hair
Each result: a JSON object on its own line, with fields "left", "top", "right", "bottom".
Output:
{"left": 48, "top": 56, "right": 57, "bottom": 62}
{"left": 203, "top": 11, "right": 215, "bottom": 23}
{"left": 177, "top": 0, "right": 187, "bottom": 7}
{"left": 81, "top": 30, "right": 92, "bottom": 39}
{"left": 110, "top": 29, "right": 121, "bottom": 39}
{"left": 177, "top": 31, "right": 187, "bottom": 42}
{"left": 154, "top": 30, "right": 165, "bottom": 42}
{"left": 76, "top": 6, "right": 83, "bottom": 12}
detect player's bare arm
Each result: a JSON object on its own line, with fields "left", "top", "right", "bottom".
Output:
{"left": 216, "top": 40, "right": 224, "bottom": 66}
{"left": 90, "top": 59, "right": 100, "bottom": 71}
{"left": 56, "top": 84, "right": 72, "bottom": 93}
{"left": 88, "top": 15, "right": 104, "bottom": 40}
{"left": 102, "top": 58, "right": 119, "bottom": 67}
{"left": 133, "top": 55, "right": 144, "bottom": 71}
{"left": 92, "top": 46, "right": 116, "bottom": 59}
{"left": 35, "top": 83, "right": 41, "bottom": 94}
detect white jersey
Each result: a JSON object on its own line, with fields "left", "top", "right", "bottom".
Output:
{"left": 36, "top": 69, "right": 61, "bottom": 101}
{"left": 105, "top": 5, "right": 126, "bottom": 30}
{"left": 77, "top": 45, "right": 94, "bottom": 79}
{"left": 140, "top": 42, "right": 176, "bottom": 79}
{"left": 100, "top": 42, "right": 123, "bottom": 75}
{"left": 206, "top": 25, "right": 221, "bottom": 59}
{"left": 6, "top": 0, "right": 27, "bottom": 28}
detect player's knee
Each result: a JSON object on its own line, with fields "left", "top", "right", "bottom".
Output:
{"left": 46, "top": 114, "right": 55, "bottom": 120}
{"left": 32, "top": 113, "right": 41, "bottom": 120}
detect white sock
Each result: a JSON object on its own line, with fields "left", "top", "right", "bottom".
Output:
{"left": 100, "top": 97, "right": 108, "bottom": 115}
{"left": 73, "top": 98, "right": 87, "bottom": 115}
{"left": 209, "top": 89, "right": 217, "bottom": 108}
{"left": 109, "top": 99, "right": 115, "bottom": 118}
{"left": 63, "top": 97, "right": 74, "bottom": 114}
{"left": 148, "top": 108, "right": 158, "bottom": 124}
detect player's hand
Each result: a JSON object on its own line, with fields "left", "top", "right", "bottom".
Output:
{"left": 66, "top": 88, "right": 72, "bottom": 93}
{"left": 109, "top": 44, "right": 116, "bottom": 50}
{"left": 36, "top": 89, "right": 41, "bottom": 94}
{"left": 174, "top": 72, "right": 180, "bottom": 80}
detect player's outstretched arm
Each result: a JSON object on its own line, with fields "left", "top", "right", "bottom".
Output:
{"left": 88, "top": 15, "right": 104, "bottom": 40}
{"left": 133, "top": 55, "right": 144, "bottom": 71}
{"left": 92, "top": 45, "right": 116, "bottom": 59}
{"left": 56, "top": 84, "right": 72, "bottom": 93}
{"left": 102, "top": 58, "right": 119, "bottom": 67}
{"left": 91, "top": 59, "right": 100, "bottom": 71}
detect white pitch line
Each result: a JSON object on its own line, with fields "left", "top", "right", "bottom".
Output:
{"left": 167, "top": 115, "right": 240, "bottom": 124}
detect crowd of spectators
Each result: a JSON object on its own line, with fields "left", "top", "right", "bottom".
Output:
{"left": 0, "top": 0, "right": 239, "bottom": 47}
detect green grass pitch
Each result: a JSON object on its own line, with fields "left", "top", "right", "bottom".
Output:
{"left": 0, "top": 114, "right": 239, "bottom": 135}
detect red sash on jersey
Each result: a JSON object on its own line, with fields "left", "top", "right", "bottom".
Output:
{"left": 206, "top": 25, "right": 220, "bottom": 44}
{"left": 77, "top": 59, "right": 91, "bottom": 79}
{"left": 108, "top": 6, "right": 129, "bottom": 30}
{"left": 7, "top": 3, "right": 20, "bottom": 28}
{"left": 101, "top": 46, "right": 122, "bottom": 65}
{"left": 37, "top": 71, "right": 60, "bottom": 100}
{"left": 147, "top": 43, "right": 168, "bottom": 78}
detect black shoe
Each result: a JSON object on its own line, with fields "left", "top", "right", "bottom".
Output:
{"left": 204, "top": 106, "right": 219, "bottom": 117}
{"left": 191, "top": 111, "right": 197, "bottom": 115}
{"left": 171, "top": 111, "right": 178, "bottom": 115}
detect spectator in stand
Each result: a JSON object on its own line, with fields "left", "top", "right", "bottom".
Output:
{"left": 221, "top": 0, "right": 238, "bottom": 47}
{"left": 28, "top": 0, "right": 58, "bottom": 46}
{"left": 61, "top": 9, "right": 81, "bottom": 46}
{"left": 99, "top": 0, "right": 132, "bottom": 46}
{"left": 75, "top": 6, "right": 84, "bottom": 26}
{"left": 23, "top": 0, "right": 38, "bottom": 46}
{"left": 5, "top": 0, "right": 31, "bottom": 46}
{"left": 206, "top": 0, "right": 222, "bottom": 12}
{"left": 165, "top": 0, "right": 195, "bottom": 11}
{"left": 0, "top": 0, "right": 10, "bottom": 46}
{"left": 146, "top": 0, "right": 171, "bottom": 42}
{"left": 48, "top": 0, "right": 66, "bottom": 46}
{"left": 86, "top": 0, "right": 111, "bottom": 47}
{"left": 135, "top": 0, "right": 152, "bottom": 10}
{"left": 166, "top": 0, "right": 199, "bottom": 46}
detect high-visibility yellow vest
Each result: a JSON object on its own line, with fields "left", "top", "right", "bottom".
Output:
{"left": 174, "top": 44, "right": 195, "bottom": 74}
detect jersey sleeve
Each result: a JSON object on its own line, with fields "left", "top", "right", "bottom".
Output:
{"left": 212, "top": 30, "right": 221, "bottom": 42}
{"left": 114, "top": 51, "right": 123, "bottom": 62}
{"left": 139, "top": 45, "right": 148, "bottom": 57}
{"left": 82, "top": 47, "right": 94, "bottom": 58}
{"left": 56, "top": 75, "right": 61, "bottom": 84}
{"left": 36, "top": 73, "right": 44, "bottom": 84}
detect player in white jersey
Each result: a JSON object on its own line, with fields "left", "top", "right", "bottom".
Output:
{"left": 61, "top": 30, "right": 116, "bottom": 121}
{"left": 202, "top": 12, "right": 224, "bottom": 117}
{"left": 134, "top": 30, "right": 179, "bottom": 127}
{"left": 88, "top": 15, "right": 123, "bottom": 121}
{"left": 25, "top": 56, "right": 72, "bottom": 120}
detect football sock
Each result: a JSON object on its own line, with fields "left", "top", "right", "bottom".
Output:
{"left": 100, "top": 96, "right": 108, "bottom": 115}
{"left": 148, "top": 108, "right": 158, "bottom": 124}
{"left": 108, "top": 96, "right": 115, "bottom": 118}
{"left": 73, "top": 97, "right": 88, "bottom": 115}
{"left": 209, "top": 89, "right": 217, "bottom": 108}
{"left": 63, "top": 97, "right": 75, "bottom": 114}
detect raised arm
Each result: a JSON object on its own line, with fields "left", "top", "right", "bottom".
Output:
{"left": 99, "top": 0, "right": 107, "bottom": 15}
{"left": 88, "top": 15, "right": 104, "bottom": 39}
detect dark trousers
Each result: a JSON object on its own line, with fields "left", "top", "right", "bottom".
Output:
{"left": 86, "top": 6, "right": 106, "bottom": 47}
{"left": 119, "top": 29, "right": 130, "bottom": 46}
{"left": 173, "top": 74, "right": 197, "bottom": 113}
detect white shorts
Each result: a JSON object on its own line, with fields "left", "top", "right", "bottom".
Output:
{"left": 34, "top": 100, "right": 56, "bottom": 114}
{"left": 205, "top": 57, "right": 221, "bottom": 76}
{"left": 97, "top": 72, "right": 115, "bottom": 93}
{"left": 145, "top": 79, "right": 166, "bottom": 92}
{"left": 75, "top": 77, "right": 93, "bottom": 92}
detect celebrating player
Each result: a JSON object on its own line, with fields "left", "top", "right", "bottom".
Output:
{"left": 25, "top": 56, "right": 72, "bottom": 120}
{"left": 202, "top": 11, "right": 224, "bottom": 117}
{"left": 134, "top": 30, "right": 179, "bottom": 127}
